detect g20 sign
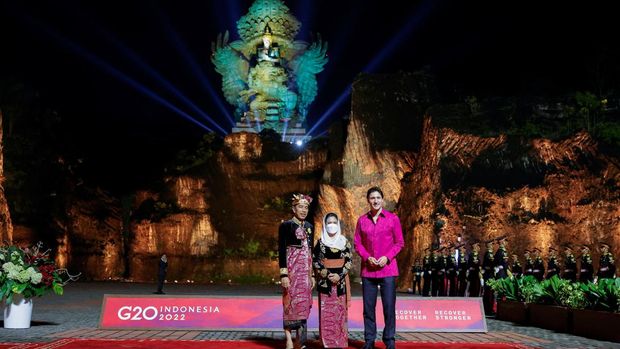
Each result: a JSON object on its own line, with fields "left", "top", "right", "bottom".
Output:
{"left": 99, "top": 295, "right": 486, "bottom": 332}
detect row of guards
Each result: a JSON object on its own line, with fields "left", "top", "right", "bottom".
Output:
{"left": 411, "top": 237, "right": 616, "bottom": 314}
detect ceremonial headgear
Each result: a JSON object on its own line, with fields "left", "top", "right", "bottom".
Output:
{"left": 292, "top": 193, "right": 312, "bottom": 206}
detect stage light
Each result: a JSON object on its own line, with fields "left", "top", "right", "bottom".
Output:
{"left": 295, "top": 139, "right": 303, "bottom": 147}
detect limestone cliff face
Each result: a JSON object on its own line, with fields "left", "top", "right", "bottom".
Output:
{"left": 128, "top": 176, "right": 218, "bottom": 281}
{"left": 316, "top": 74, "right": 619, "bottom": 289}
{"left": 210, "top": 133, "right": 327, "bottom": 249}
{"left": 58, "top": 189, "right": 125, "bottom": 280}
{"left": 125, "top": 133, "right": 327, "bottom": 282}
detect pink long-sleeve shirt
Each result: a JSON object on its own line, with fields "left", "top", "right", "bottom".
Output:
{"left": 353, "top": 209, "right": 404, "bottom": 278}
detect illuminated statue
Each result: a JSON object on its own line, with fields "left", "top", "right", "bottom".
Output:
{"left": 211, "top": 0, "right": 328, "bottom": 134}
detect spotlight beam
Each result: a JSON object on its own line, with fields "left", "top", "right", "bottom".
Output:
{"left": 92, "top": 26, "right": 228, "bottom": 134}
{"left": 26, "top": 16, "right": 215, "bottom": 133}
{"left": 156, "top": 8, "right": 236, "bottom": 127}
{"left": 309, "top": 1, "right": 435, "bottom": 137}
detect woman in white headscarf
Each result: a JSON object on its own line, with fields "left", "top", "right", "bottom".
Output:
{"left": 312, "top": 213, "right": 352, "bottom": 349}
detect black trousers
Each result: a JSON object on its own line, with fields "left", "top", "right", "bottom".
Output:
{"left": 362, "top": 277, "right": 396, "bottom": 348}
{"left": 413, "top": 277, "right": 422, "bottom": 295}
{"left": 156, "top": 273, "right": 166, "bottom": 292}
{"left": 422, "top": 275, "right": 431, "bottom": 296}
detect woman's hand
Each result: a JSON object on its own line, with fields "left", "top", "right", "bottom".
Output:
{"left": 328, "top": 273, "right": 341, "bottom": 283}
{"left": 281, "top": 276, "right": 290, "bottom": 288}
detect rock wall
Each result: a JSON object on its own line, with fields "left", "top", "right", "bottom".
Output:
{"left": 9, "top": 73, "right": 618, "bottom": 286}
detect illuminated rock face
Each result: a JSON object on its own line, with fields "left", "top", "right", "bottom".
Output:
{"left": 126, "top": 133, "right": 327, "bottom": 282}
{"left": 59, "top": 190, "right": 125, "bottom": 280}
{"left": 12, "top": 74, "right": 618, "bottom": 285}
{"left": 318, "top": 73, "right": 619, "bottom": 288}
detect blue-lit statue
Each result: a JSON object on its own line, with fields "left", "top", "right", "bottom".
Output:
{"left": 211, "top": 0, "right": 328, "bottom": 134}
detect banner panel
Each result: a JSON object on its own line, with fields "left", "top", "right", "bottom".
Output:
{"left": 99, "top": 295, "right": 486, "bottom": 332}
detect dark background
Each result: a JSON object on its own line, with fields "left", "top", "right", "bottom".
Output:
{"left": 1, "top": 0, "right": 619, "bottom": 192}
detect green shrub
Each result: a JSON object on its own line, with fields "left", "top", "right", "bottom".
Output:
{"left": 579, "top": 278, "right": 620, "bottom": 312}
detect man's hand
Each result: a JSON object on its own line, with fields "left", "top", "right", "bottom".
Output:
{"left": 281, "top": 276, "right": 290, "bottom": 288}
{"left": 377, "top": 256, "right": 388, "bottom": 267}
{"left": 328, "top": 273, "right": 341, "bottom": 284}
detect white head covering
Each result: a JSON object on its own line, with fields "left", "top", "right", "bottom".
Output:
{"left": 321, "top": 213, "right": 347, "bottom": 251}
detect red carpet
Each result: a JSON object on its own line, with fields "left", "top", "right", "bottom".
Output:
{"left": 0, "top": 339, "right": 537, "bottom": 349}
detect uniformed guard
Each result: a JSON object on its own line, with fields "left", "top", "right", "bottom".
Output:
{"left": 523, "top": 249, "right": 534, "bottom": 277}
{"left": 597, "top": 242, "right": 616, "bottom": 280}
{"left": 494, "top": 236, "right": 509, "bottom": 279}
{"left": 467, "top": 241, "right": 482, "bottom": 297}
{"left": 446, "top": 245, "right": 458, "bottom": 296}
{"left": 561, "top": 244, "right": 577, "bottom": 282}
{"left": 422, "top": 248, "right": 433, "bottom": 297}
{"left": 411, "top": 258, "right": 423, "bottom": 295}
{"left": 579, "top": 245, "right": 594, "bottom": 283}
{"left": 532, "top": 248, "right": 545, "bottom": 281}
{"left": 482, "top": 240, "right": 495, "bottom": 314}
{"left": 546, "top": 247, "right": 560, "bottom": 279}
{"left": 457, "top": 244, "right": 469, "bottom": 296}
{"left": 511, "top": 254, "right": 523, "bottom": 278}
{"left": 432, "top": 247, "right": 447, "bottom": 296}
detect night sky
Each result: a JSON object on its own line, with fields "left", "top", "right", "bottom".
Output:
{"left": 1, "top": 0, "right": 619, "bottom": 187}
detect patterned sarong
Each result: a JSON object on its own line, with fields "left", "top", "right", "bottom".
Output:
{"left": 319, "top": 258, "right": 349, "bottom": 348}
{"left": 282, "top": 235, "right": 312, "bottom": 329}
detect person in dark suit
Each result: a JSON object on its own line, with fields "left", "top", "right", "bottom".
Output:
{"left": 155, "top": 254, "right": 168, "bottom": 294}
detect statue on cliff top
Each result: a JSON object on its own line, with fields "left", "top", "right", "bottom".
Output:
{"left": 211, "top": 0, "right": 328, "bottom": 133}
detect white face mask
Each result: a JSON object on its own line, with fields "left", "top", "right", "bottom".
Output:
{"left": 326, "top": 223, "right": 339, "bottom": 234}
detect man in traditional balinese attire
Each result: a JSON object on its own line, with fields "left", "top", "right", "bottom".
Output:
{"left": 278, "top": 194, "right": 315, "bottom": 349}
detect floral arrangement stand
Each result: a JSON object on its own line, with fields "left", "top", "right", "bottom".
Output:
{"left": 1, "top": 242, "right": 79, "bottom": 329}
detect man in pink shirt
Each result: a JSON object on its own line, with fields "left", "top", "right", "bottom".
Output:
{"left": 354, "top": 186, "right": 404, "bottom": 349}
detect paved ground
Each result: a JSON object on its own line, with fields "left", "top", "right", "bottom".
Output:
{"left": 0, "top": 282, "right": 618, "bottom": 349}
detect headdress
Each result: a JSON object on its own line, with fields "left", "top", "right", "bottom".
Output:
{"left": 321, "top": 213, "right": 346, "bottom": 251}
{"left": 292, "top": 193, "right": 312, "bottom": 206}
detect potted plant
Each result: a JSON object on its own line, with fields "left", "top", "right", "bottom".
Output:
{"left": 0, "top": 242, "right": 79, "bottom": 328}
{"left": 490, "top": 275, "right": 536, "bottom": 324}
{"left": 527, "top": 276, "right": 574, "bottom": 333}
{"left": 572, "top": 278, "right": 620, "bottom": 342}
